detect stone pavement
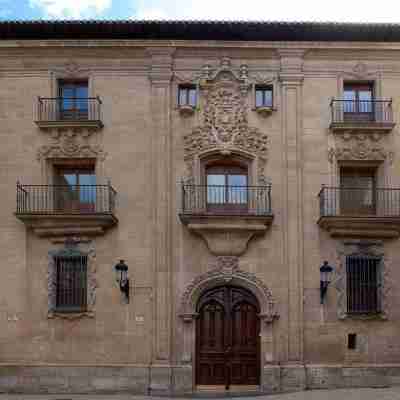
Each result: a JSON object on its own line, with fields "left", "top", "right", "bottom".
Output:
{"left": 2, "top": 387, "right": 400, "bottom": 400}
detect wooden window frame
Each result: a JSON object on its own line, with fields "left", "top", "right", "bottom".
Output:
{"left": 343, "top": 81, "right": 375, "bottom": 121}
{"left": 339, "top": 165, "right": 378, "bottom": 216}
{"left": 58, "top": 79, "right": 89, "bottom": 120}
{"left": 53, "top": 160, "right": 96, "bottom": 213}
{"left": 203, "top": 158, "right": 249, "bottom": 215}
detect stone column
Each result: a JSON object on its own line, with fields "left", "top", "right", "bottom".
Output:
{"left": 147, "top": 48, "right": 175, "bottom": 369}
{"left": 278, "top": 49, "right": 305, "bottom": 368}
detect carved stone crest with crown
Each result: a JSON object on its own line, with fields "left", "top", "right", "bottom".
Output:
{"left": 183, "top": 58, "right": 269, "bottom": 184}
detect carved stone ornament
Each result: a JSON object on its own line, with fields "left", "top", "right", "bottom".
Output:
{"left": 180, "top": 256, "right": 279, "bottom": 323}
{"left": 334, "top": 240, "right": 391, "bottom": 320}
{"left": 37, "top": 130, "right": 107, "bottom": 161}
{"left": 47, "top": 238, "right": 97, "bottom": 320}
{"left": 183, "top": 57, "right": 269, "bottom": 184}
{"left": 328, "top": 133, "right": 390, "bottom": 163}
{"left": 51, "top": 61, "right": 90, "bottom": 78}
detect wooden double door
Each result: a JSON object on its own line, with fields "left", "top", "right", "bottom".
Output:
{"left": 196, "top": 286, "right": 260, "bottom": 389}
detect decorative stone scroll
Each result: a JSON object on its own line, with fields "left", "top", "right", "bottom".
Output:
{"left": 183, "top": 57, "right": 269, "bottom": 184}
{"left": 37, "top": 129, "right": 107, "bottom": 161}
{"left": 328, "top": 132, "right": 391, "bottom": 163}
{"left": 47, "top": 238, "right": 97, "bottom": 320}
{"left": 334, "top": 240, "right": 391, "bottom": 320}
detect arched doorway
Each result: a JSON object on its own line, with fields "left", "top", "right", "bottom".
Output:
{"left": 195, "top": 285, "right": 260, "bottom": 389}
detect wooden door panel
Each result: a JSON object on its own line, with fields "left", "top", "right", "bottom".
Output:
{"left": 196, "top": 286, "right": 260, "bottom": 388}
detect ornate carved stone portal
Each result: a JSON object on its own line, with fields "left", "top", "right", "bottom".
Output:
{"left": 179, "top": 256, "right": 279, "bottom": 365}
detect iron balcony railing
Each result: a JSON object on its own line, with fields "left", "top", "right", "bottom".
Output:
{"left": 319, "top": 186, "right": 400, "bottom": 217}
{"left": 16, "top": 183, "right": 116, "bottom": 215}
{"left": 181, "top": 184, "right": 272, "bottom": 216}
{"left": 35, "top": 97, "right": 102, "bottom": 123}
{"left": 330, "top": 99, "right": 393, "bottom": 124}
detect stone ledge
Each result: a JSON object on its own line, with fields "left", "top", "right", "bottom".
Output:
{"left": 317, "top": 216, "right": 400, "bottom": 238}
{"left": 15, "top": 213, "right": 118, "bottom": 238}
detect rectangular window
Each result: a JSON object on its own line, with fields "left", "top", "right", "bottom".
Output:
{"left": 346, "top": 255, "right": 381, "bottom": 315}
{"left": 178, "top": 85, "right": 197, "bottom": 107}
{"left": 54, "top": 162, "right": 96, "bottom": 213}
{"left": 255, "top": 85, "right": 273, "bottom": 108}
{"left": 340, "top": 167, "right": 376, "bottom": 215}
{"left": 343, "top": 82, "right": 374, "bottom": 120}
{"left": 58, "top": 79, "right": 89, "bottom": 120}
{"left": 55, "top": 255, "right": 87, "bottom": 313}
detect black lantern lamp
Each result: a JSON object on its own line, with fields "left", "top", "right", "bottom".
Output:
{"left": 115, "top": 259, "right": 129, "bottom": 302}
{"left": 320, "top": 261, "right": 333, "bottom": 304}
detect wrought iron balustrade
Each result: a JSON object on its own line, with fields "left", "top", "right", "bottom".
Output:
{"left": 35, "top": 97, "right": 102, "bottom": 123}
{"left": 330, "top": 99, "right": 393, "bottom": 124}
{"left": 319, "top": 186, "right": 400, "bottom": 217}
{"left": 181, "top": 184, "right": 272, "bottom": 216}
{"left": 16, "top": 184, "right": 116, "bottom": 215}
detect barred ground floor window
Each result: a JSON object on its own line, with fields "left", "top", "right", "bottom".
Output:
{"left": 346, "top": 255, "right": 382, "bottom": 315}
{"left": 54, "top": 254, "right": 88, "bottom": 313}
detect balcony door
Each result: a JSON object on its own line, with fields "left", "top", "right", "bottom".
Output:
{"left": 206, "top": 163, "right": 248, "bottom": 214}
{"left": 54, "top": 165, "right": 96, "bottom": 213}
{"left": 340, "top": 167, "right": 377, "bottom": 215}
{"left": 58, "top": 80, "right": 89, "bottom": 120}
{"left": 343, "top": 82, "right": 374, "bottom": 122}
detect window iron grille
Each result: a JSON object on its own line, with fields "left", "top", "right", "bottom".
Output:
{"left": 346, "top": 255, "right": 381, "bottom": 315}
{"left": 55, "top": 255, "right": 88, "bottom": 313}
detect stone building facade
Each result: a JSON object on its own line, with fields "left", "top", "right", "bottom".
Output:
{"left": 1, "top": 20, "right": 400, "bottom": 394}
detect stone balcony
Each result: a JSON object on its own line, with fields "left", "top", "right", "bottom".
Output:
{"left": 318, "top": 186, "right": 400, "bottom": 238}
{"left": 179, "top": 184, "right": 273, "bottom": 255}
{"left": 329, "top": 98, "right": 395, "bottom": 133}
{"left": 15, "top": 183, "right": 117, "bottom": 237}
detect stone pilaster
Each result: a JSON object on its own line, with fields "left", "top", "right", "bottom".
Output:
{"left": 278, "top": 49, "right": 305, "bottom": 363}
{"left": 147, "top": 47, "right": 175, "bottom": 363}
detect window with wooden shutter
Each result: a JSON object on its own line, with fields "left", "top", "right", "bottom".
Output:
{"left": 55, "top": 254, "right": 88, "bottom": 313}
{"left": 346, "top": 255, "right": 381, "bottom": 315}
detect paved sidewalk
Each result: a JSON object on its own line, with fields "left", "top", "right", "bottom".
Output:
{"left": 1, "top": 387, "right": 400, "bottom": 400}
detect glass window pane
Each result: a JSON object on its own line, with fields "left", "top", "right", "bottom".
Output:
{"left": 179, "top": 88, "right": 187, "bottom": 106}
{"left": 228, "top": 175, "right": 247, "bottom": 186}
{"left": 359, "top": 90, "right": 372, "bottom": 112}
{"left": 207, "top": 174, "right": 225, "bottom": 203}
{"left": 264, "top": 90, "right": 273, "bottom": 107}
{"left": 78, "top": 173, "right": 96, "bottom": 205}
{"left": 228, "top": 175, "right": 247, "bottom": 203}
{"left": 255, "top": 90, "right": 263, "bottom": 107}
{"left": 189, "top": 89, "right": 197, "bottom": 107}
{"left": 76, "top": 87, "right": 88, "bottom": 111}
{"left": 344, "top": 90, "right": 356, "bottom": 113}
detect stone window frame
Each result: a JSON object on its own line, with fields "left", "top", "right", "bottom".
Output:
{"left": 48, "top": 240, "right": 96, "bottom": 320}
{"left": 335, "top": 240, "right": 390, "bottom": 320}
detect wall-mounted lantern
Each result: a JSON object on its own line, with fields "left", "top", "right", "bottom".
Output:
{"left": 320, "top": 261, "right": 333, "bottom": 304}
{"left": 114, "top": 259, "right": 129, "bottom": 303}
